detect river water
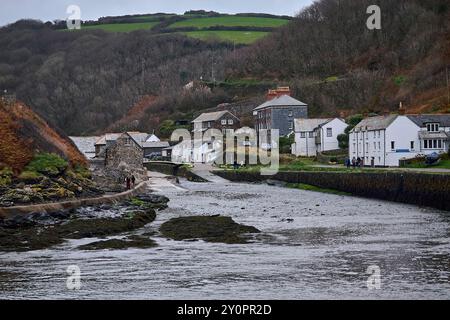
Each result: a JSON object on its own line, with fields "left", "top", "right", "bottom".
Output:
{"left": 1, "top": 178, "right": 449, "bottom": 299}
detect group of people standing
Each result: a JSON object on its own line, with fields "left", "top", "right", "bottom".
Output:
{"left": 345, "top": 157, "right": 364, "bottom": 168}
{"left": 125, "top": 175, "right": 136, "bottom": 190}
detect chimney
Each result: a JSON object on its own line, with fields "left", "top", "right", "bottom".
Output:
{"left": 266, "top": 86, "right": 291, "bottom": 101}
{"left": 267, "top": 89, "right": 277, "bottom": 101}
{"left": 398, "top": 101, "right": 406, "bottom": 115}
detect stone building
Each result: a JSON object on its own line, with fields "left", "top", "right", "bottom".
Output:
{"left": 105, "top": 132, "right": 144, "bottom": 169}
{"left": 254, "top": 87, "right": 308, "bottom": 137}
{"left": 91, "top": 132, "right": 147, "bottom": 191}
{"left": 192, "top": 110, "right": 241, "bottom": 134}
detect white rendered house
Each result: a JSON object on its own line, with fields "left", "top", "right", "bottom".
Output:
{"left": 349, "top": 114, "right": 450, "bottom": 167}
{"left": 292, "top": 118, "right": 347, "bottom": 157}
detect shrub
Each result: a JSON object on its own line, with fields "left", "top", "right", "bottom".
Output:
{"left": 0, "top": 167, "right": 13, "bottom": 186}
{"left": 24, "top": 153, "right": 68, "bottom": 176}
{"left": 18, "top": 170, "right": 43, "bottom": 182}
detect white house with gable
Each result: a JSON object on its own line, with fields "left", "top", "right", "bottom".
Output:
{"left": 292, "top": 118, "right": 347, "bottom": 157}
{"left": 349, "top": 114, "right": 450, "bottom": 167}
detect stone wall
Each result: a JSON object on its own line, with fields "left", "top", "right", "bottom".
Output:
{"left": 105, "top": 135, "right": 144, "bottom": 170}
{"left": 144, "top": 162, "right": 207, "bottom": 182}
{"left": 0, "top": 181, "right": 147, "bottom": 218}
{"left": 214, "top": 170, "right": 450, "bottom": 211}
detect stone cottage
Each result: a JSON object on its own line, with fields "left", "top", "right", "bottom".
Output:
{"left": 92, "top": 132, "right": 147, "bottom": 191}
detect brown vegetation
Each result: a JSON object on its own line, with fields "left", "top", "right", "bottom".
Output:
{"left": 0, "top": 100, "right": 86, "bottom": 172}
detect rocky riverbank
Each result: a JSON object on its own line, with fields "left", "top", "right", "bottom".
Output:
{"left": 0, "top": 193, "right": 169, "bottom": 252}
{"left": 0, "top": 154, "right": 102, "bottom": 207}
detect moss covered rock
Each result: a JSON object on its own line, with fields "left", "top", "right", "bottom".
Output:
{"left": 53, "top": 209, "right": 156, "bottom": 239}
{"left": 78, "top": 235, "right": 157, "bottom": 250}
{"left": 160, "top": 215, "right": 260, "bottom": 244}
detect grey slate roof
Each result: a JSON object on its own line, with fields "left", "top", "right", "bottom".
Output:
{"left": 418, "top": 131, "right": 450, "bottom": 139}
{"left": 94, "top": 133, "right": 121, "bottom": 146}
{"left": 352, "top": 115, "right": 398, "bottom": 131}
{"left": 192, "top": 111, "right": 238, "bottom": 123}
{"left": 142, "top": 141, "right": 170, "bottom": 148}
{"left": 294, "top": 118, "right": 333, "bottom": 132}
{"left": 254, "top": 95, "right": 307, "bottom": 111}
{"left": 128, "top": 132, "right": 149, "bottom": 147}
{"left": 94, "top": 132, "right": 149, "bottom": 147}
{"left": 407, "top": 115, "right": 450, "bottom": 127}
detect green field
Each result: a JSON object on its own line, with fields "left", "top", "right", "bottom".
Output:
{"left": 80, "top": 21, "right": 159, "bottom": 32}
{"left": 182, "top": 30, "right": 270, "bottom": 44}
{"left": 170, "top": 16, "right": 289, "bottom": 28}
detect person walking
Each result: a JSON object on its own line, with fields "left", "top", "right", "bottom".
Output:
{"left": 352, "top": 157, "right": 356, "bottom": 168}
{"left": 346, "top": 158, "right": 351, "bottom": 169}
{"left": 126, "top": 176, "right": 131, "bottom": 190}
{"left": 131, "top": 175, "right": 136, "bottom": 187}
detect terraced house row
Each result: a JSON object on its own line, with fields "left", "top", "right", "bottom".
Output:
{"left": 349, "top": 114, "right": 450, "bottom": 167}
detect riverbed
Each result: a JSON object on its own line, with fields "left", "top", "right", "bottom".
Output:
{"left": 0, "top": 178, "right": 449, "bottom": 299}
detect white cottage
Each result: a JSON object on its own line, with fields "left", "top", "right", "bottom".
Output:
{"left": 292, "top": 118, "right": 347, "bottom": 157}
{"left": 349, "top": 114, "right": 450, "bottom": 167}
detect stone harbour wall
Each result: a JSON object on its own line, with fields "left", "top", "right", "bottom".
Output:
{"left": 214, "top": 170, "right": 450, "bottom": 211}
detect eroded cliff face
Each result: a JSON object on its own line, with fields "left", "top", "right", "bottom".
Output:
{"left": 0, "top": 99, "right": 86, "bottom": 173}
{"left": 0, "top": 99, "right": 101, "bottom": 206}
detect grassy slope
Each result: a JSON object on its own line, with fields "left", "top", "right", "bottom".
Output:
{"left": 182, "top": 30, "right": 270, "bottom": 44}
{"left": 80, "top": 21, "right": 159, "bottom": 32}
{"left": 76, "top": 15, "right": 287, "bottom": 43}
{"left": 169, "top": 16, "right": 289, "bottom": 28}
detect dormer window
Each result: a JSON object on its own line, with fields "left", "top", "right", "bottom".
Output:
{"left": 426, "top": 123, "right": 439, "bottom": 132}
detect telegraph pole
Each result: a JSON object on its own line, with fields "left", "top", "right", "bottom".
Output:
{"left": 446, "top": 65, "right": 449, "bottom": 106}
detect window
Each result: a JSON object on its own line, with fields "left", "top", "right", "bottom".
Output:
{"left": 378, "top": 142, "right": 381, "bottom": 150}
{"left": 309, "top": 132, "right": 314, "bottom": 138}
{"left": 300, "top": 132, "right": 306, "bottom": 138}
{"left": 423, "top": 139, "right": 443, "bottom": 149}
{"left": 353, "top": 143, "right": 356, "bottom": 151}
{"left": 288, "top": 110, "right": 293, "bottom": 117}
{"left": 373, "top": 142, "right": 376, "bottom": 150}
{"left": 378, "top": 131, "right": 381, "bottom": 138}
{"left": 228, "top": 119, "right": 234, "bottom": 125}
{"left": 124, "top": 138, "right": 132, "bottom": 146}
{"left": 410, "top": 141, "right": 414, "bottom": 150}
{"left": 288, "top": 121, "right": 293, "bottom": 130}
{"left": 221, "top": 119, "right": 227, "bottom": 125}
{"left": 391, "top": 141, "right": 395, "bottom": 150}
{"left": 373, "top": 131, "right": 376, "bottom": 139}
{"left": 326, "top": 128, "right": 332, "bottom": 137}
{"left": 207, "top": 122, "right": 211, "bottom": 128}
{"left": 426, "top": 123, "right": 439, "bottom": 132}
{"left": 366, "top": 142, "right": 369, "bottom": 153}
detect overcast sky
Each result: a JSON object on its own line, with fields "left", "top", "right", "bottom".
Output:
{"left": 0, "top": 0, "right": 314, "bottom": 26}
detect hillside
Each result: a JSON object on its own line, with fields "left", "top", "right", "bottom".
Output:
{"left": 0, "top": 98, "right": 86, "bottom": 173}
{"left": 225, "top": 0, "right": 450, "bottom": 116}
{"left": 64, "top": 11, "right": 291, "bottom": 44}
{"left": 0, "top": 1, "right": 449, "bottom": 138}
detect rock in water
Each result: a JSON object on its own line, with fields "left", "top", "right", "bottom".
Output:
{"left": 160, "top": 215, "right": 260, "bottom": 244}
{"left": 78, "top": 235, "right": 157, "bottom": 250}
